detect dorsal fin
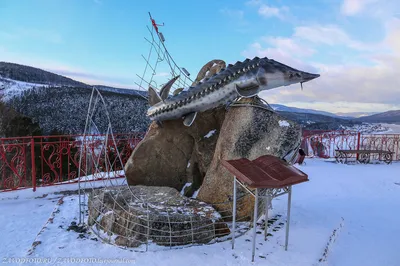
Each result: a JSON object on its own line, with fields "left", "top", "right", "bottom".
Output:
{"left": 148, "top": 86, "right": 162, "bottom": 106}
{"left": 160, "top": 76, "right": 180, "bottom": 100}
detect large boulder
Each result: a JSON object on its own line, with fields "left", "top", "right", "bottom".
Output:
{"left": 196, "top": 98, "right": 301, "bottom": 217}
{"left": 125, "top": 109, "right": 225, "bottom": 192}
{"left": 88, "top": 186, "right": 229, "bottom": 247}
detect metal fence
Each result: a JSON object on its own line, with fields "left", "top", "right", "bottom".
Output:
{"left": 301, "top": 130, "right": 400, "bottom": 161}
{"left": 3, "top": 130, "right": 398, "bottom": 192}
{"left": 0, "top": 133, "right": 144, "bottom": 192}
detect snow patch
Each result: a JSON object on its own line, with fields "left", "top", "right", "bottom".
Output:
{"left": 191, "top": 189, "right": 200, "bottom": 199}
{"left": 0, "top": 77, "right": 52, "bottom": 101}
{"left": 180, "top": 183, "right": 192, "bottom": 195}
{"left": 204, "top": 129, "right": 217, "bottom": 138}
{"left": 278, "top": 120, "right": 290, "bottom": 127}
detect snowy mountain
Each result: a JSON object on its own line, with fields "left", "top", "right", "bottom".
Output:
{"left": 277, "top": 111, "right": 359, "bottom": 130}
{"left": 335, "top": 111, "right": 378, "bottom": 118}
{"left": 0, "top": 62, "right": 150, "bottom": 135}
{"left": 357, "top": 110, "right": 400, "bottom": 123}
{"left": 0, "top": 62, "right": 87, "bottom": 87}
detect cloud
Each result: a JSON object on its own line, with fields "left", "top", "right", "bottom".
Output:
{"left": 263, "top": 37, "right": 315, "bottom": 57}
{"left": 341, "top": 0, "right": 368, "bottom": 16}
{"left": 0, "top": 47, "right": 136, "bottom": 89}
{"left": 341, "top": 0, "right": 399, "bottom": 18}
{"left": 242, "top": 38, "right": 316, "bottom": 73}
{"left": 294, "top": 25, "right": 376, "bottom": 51}
{"left": 384, "top": 18, "right": 400, "bottom": 54}
{"left": 245, "top": 0, "right": 262, "bottom": 6}
{"left": 271, "top": 101, "right": 400, "bottom": 113}
{"left": 53, "top": 69, "right": 135, "bottom": 87}
{"left": 258, "top": 4, "right": 288, "bottom": 20}
{"left": 246, "top": 0, "right": 289, "bottom": 20}
{"left": 242, "top": 23, "right": 382, "bottom": 66}
{"left": 242, "top": 18, "right": 400, "bottom": 112}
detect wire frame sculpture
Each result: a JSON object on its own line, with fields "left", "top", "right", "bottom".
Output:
{"left": 75, "top": 15, "right": 260, "bottom": 251}
{"left": 76, "top": 87, "right": 255, "bottom": 251}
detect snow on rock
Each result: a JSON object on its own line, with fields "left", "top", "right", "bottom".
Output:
{"left": 191, "top": 189, "right": 200, "bottom": 199}
{"left": 180, "top": 182, "right": 192, "bottom": 195}
{"left": 204, "top": 129, "right": 217, "bottom": 138}
{"left": 278, "top": 120, "right": 290, "bottom": 127}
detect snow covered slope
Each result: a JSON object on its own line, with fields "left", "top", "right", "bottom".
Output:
{"left": 2, "top": 159, "right": 400, "bottom": 266}
{"left": 0, "top": 77, "right": 49, "bottom": 101}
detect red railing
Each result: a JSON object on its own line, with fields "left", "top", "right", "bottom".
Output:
{"left": 0, "top": 133, "right": 145, "bottom": 192}
{"left": 302, "top": 130, "right": 400, "bottom": 161}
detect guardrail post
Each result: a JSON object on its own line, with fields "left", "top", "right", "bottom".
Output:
{"left": 356, "top": 132, "right": 361, "bottom": 161}
{"left": 31, "top": 138, "right": 37, "bottom": 192}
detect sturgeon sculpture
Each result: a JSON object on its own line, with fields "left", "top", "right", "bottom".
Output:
{"left": 147, "top": 56, "right": 319, "bottom": 126}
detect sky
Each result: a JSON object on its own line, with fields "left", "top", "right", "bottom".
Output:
{"left": 0, "top": 0, "right": 399, "bottom": 113}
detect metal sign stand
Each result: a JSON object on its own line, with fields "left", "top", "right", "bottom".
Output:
{"left": 232, "top": 177, "right": 292, "bottom": 261}
{"left": 222, "top": 155, "right": 308, "bottom": 262}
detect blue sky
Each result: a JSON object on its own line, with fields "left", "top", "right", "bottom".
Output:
{"left": 0, "top": 0, "right": 399, "bottom": 113}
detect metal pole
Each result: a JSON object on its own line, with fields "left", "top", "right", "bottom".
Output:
{"left": 252, "top": 188, "right": 259, "bottom": 262}
{"left": 146, "top": 202, "right": 150, "bottom": 252}
{"left": 285, "top": 186, "right": 292, "bottom": 251}
{"left": 232, "top": 176, "right": 237, "bottom": 249}
{"left": 356, "top": 132, "right": 361, "bottom": 161}
{"left": 30, "top": 138, "right": 36, "bottom": 192}
{"left": 264, "top": 193, "right": 269, "bottom": 241}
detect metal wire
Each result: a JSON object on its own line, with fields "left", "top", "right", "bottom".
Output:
{"left": 134, "top": 20, "right": 193, "bottom": 100}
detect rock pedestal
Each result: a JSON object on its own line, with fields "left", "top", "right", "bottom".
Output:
{"left": 197, "top": 99, "right": 301, "bottom": 217}
{"left": 125, "top": 99, "right": 301, "bottom": 218}
{"left": 88, "top": 186, "right": 230, "bottom": 247}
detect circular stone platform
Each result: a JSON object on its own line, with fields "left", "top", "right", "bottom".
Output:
{"left": 88, "top": 186, "right": 230, "bottom": 248}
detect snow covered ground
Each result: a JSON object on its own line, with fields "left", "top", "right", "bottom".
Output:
{"left": 1, "top": 159, "right": 400, "bottom": 266}
{"left": 375, "top": 123, "right": 400, "bottom": 134}
{"left": 344, "top": 122, "right": 400, "bottom": 134}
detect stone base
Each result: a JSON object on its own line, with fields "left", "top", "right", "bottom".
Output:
{"left": 88, "top": 186, "right": 230, "bottom": 247}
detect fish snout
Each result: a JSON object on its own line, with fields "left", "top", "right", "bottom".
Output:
{"left": 301, "top": 72, "right": 320, "bottom": 83}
